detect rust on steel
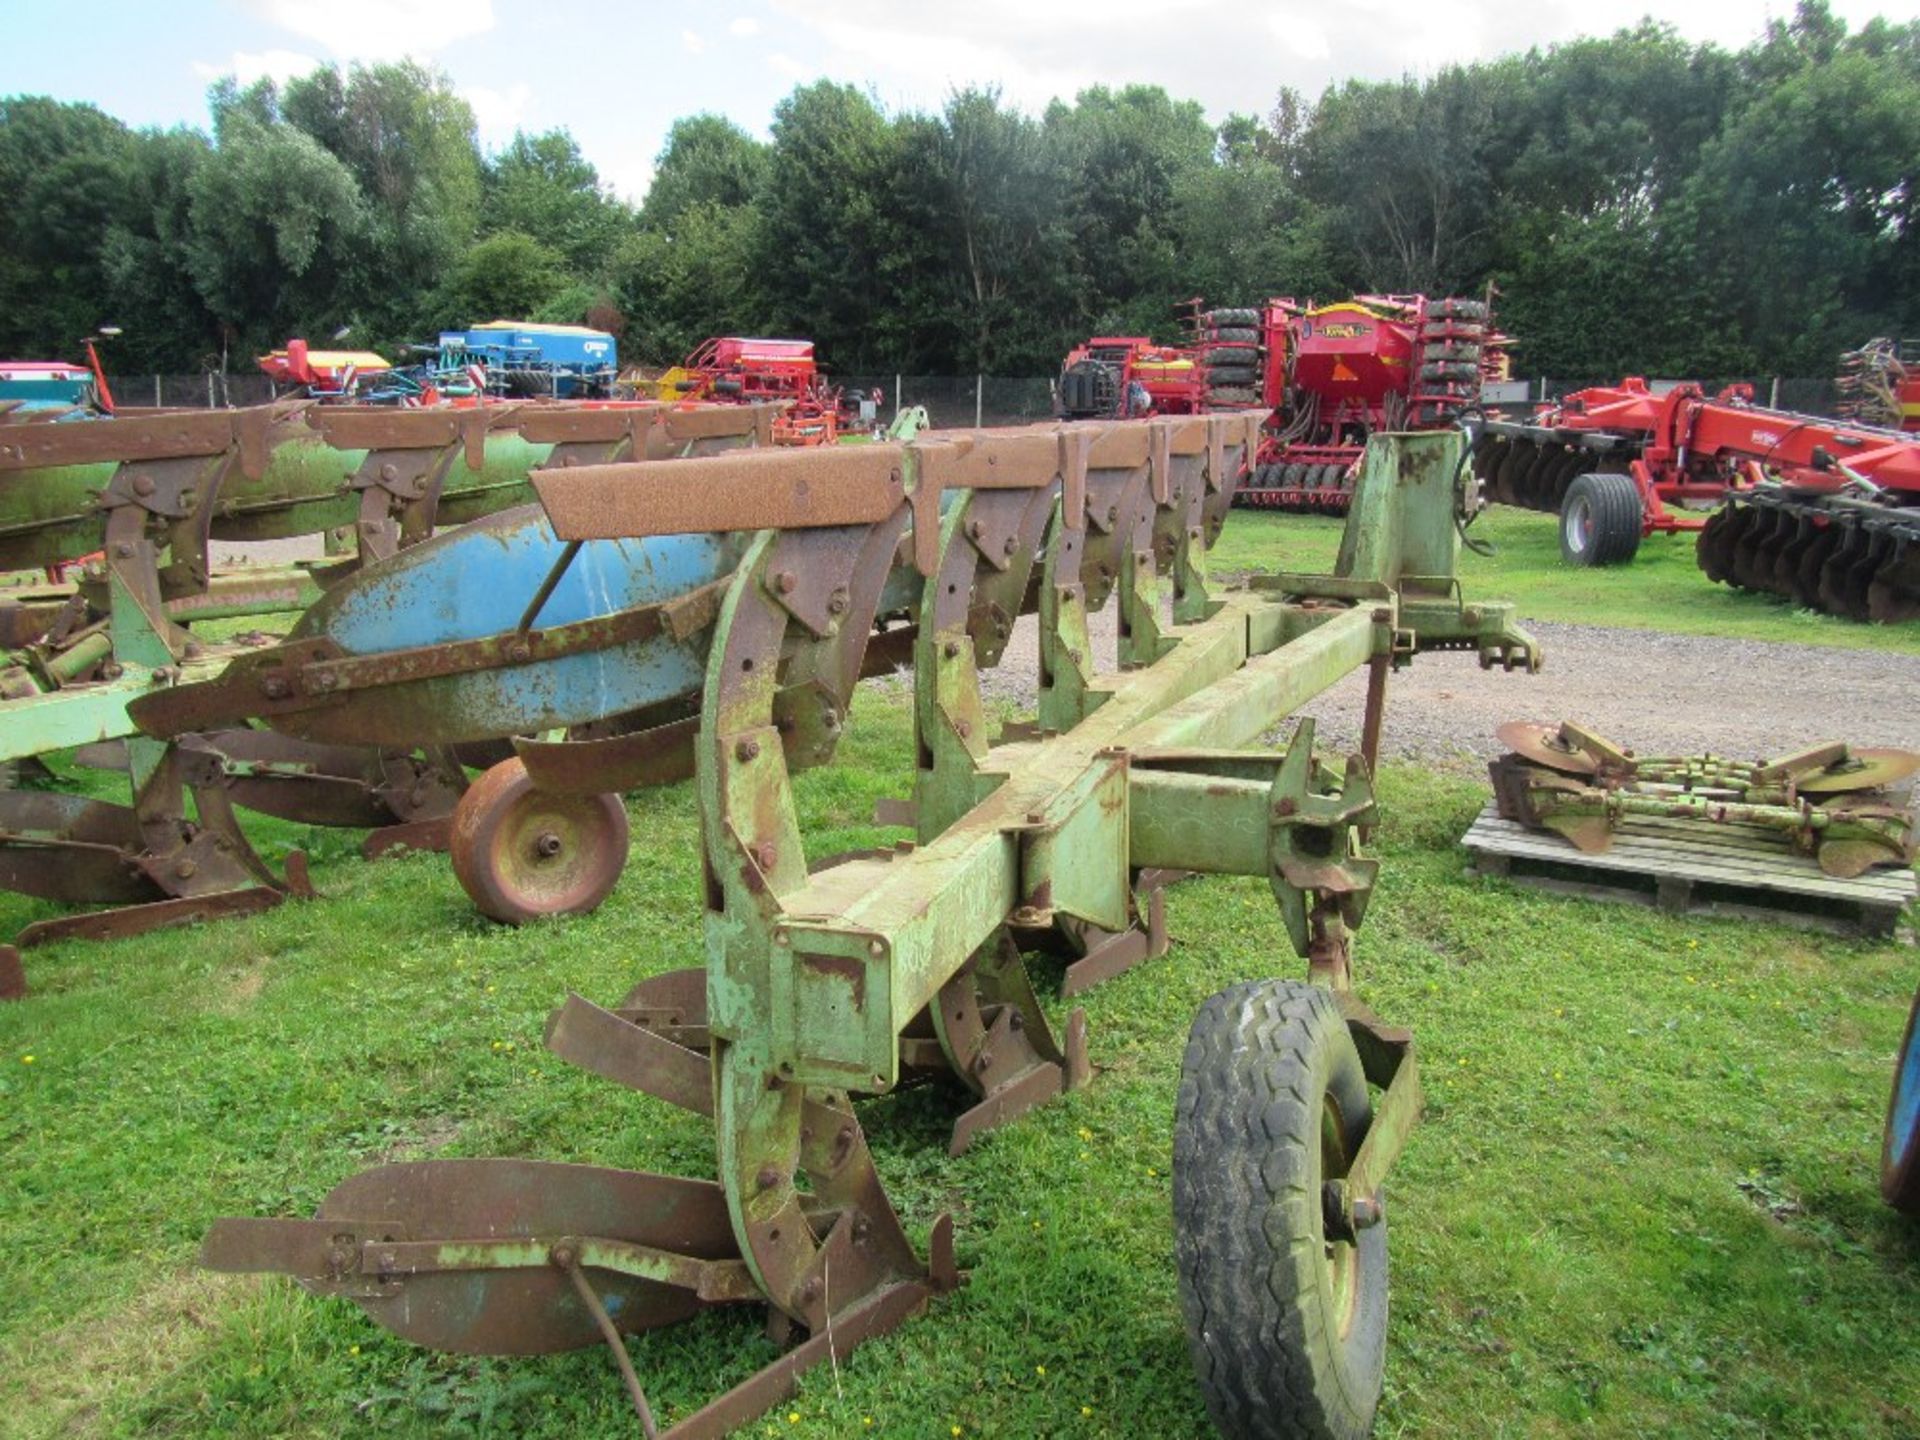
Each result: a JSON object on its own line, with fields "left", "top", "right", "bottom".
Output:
{"left": 532, "top": 412, "right": 1265, "bottom": 552}
{"left": 536, "top": 443, "right": 908, "bottom": 541}
{"left": 0, "top": 404, "right": 278, "bottom": 479}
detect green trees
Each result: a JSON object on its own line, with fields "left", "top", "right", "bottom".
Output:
{"left": 2, "top": 2, "right": 1917, "bottom": 381}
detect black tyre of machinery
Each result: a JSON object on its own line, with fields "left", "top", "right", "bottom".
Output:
{"left": 1429, "top": 298, "right": 1489, "bottom": 321}
{"left": 1203, "top": 342, "right": 1260, "bottom": 362}
{"left": 1060, "top": 359, "right": 1121, "bottom": 418}
{"left": 1423, "top": 343, "right": 1481, "bottom": 363}
{"left": 1883, "top": 982, "right": 1920, "bottom": 1215}
{"left": 1208, "top": 326, "right": 1260, "bottom": 344}
{"left": 1281, "top": 462, "right": 1308, "bottom": 492}
{"left": 1418, "top": 322, "right": 1485, "bottom": 343}
{"left": 1207, "top": 366, "right": 1257, "bottom": 386}
{"left": 1559, "top": 471, "right": 1643, "bottom": 567}
{"left": 1420, "top": 361, "right": 1479, "bottom": 384}
{"left": 1210, "top": 387, "right": 1260, "bottom": 407}
{"left": 1206, "top": 308, "right": 1261, "bottom": 327}
{"left": 1173, "top": 980, "right": 1388, "bottom": 1440}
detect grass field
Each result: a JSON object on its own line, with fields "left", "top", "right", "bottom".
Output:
{"left": 1210, "top": 506, "right": 1920, "bottom": 655}
{"left": 0, "top": 506, "right": 1916, "bottom": 1439}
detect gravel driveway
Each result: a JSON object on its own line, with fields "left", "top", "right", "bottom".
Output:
{"left": 228, "top": 536, "right": 1918, "bottom": 778}
{"left": 965, "top": 607, "right": 1920, "bottom": 778}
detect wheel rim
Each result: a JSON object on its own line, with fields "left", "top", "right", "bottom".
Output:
{"left": 451, "top": 760, "right": 629, "bottom": 923}
{"left": 1320, "top": 1094, "right": 1360, "bottom": 1339}
{"left": 1566, "top": 495, "right": 1594, "bottom": 555}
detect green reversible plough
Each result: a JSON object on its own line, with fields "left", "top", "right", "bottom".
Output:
{"left": 203, "top": 420, "right": 1537, "bottom": 1440}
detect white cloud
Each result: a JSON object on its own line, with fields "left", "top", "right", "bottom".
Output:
{"left": 681, "top": 29, "right": 706, "bottom": 54}
{"left": 463, "top": 81, "right": 532, "bottom": 142}
{"left": 592, "top": 145, "right": 657, "bottom": 206}
{"left": 763, "top": 0, "right": 1913, "bottom": 120}
{"left": 242, "top": 0, "right": 496, "bottom": 61}
{"left": 767, "top": 51, "right": 806, "bottom": 79}
{"left": 729, "top": 17, "right": 761, "bottom": 37}
{"left": 191, "top": 48, "right": 323, "bottom": 87}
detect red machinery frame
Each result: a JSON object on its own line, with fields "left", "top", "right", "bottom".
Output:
{"left": 1232, "top": 294, "right": 1504, "bottom": 512}
{"left": 1477, "top": 377, "right": 1920, "bottom": 536}
{"left": 668, "top": 337, "right": 863, "bottom": 445}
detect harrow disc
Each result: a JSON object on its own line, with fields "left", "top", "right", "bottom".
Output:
{"left": 1697, "top": 491, "right": 1920, "bottom": 623}
{"left": 1493, "top": 721, "right": 1603, "bottom": 775}
{"left": 1790, "top": 747, "right": 1920, "bottom": 794}
{"left": 450, "top": 758, "right": 629, "bottom": 924}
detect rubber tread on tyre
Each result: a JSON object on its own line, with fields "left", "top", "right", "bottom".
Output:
{"left": 1173, "top": 979, "right": 1387, "bottom": 1440}
{"left": 1559, "top": 470, "right": 1643, "bottom": 566}
{"left": 1883, "top": 983, "right": 1920, "bottom": 1214}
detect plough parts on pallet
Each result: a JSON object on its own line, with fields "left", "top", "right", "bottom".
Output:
{"left": 0, "top": 401, "right": 777, "bottom": 986}
{"left": 1491, "top": 720, "right": 1919, "bottom": 877}
{"left": 202, "top": 423, "right": 1537, "bottom": 1438}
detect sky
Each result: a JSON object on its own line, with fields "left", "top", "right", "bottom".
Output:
{"left": 4, "top": 0, "right": 1918, "bottom": 205}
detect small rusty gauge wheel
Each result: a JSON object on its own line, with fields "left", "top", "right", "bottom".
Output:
{"left": 450, "top": 758, "right": 629, "bottom": 925}
{"left": 1882, "top": 982, "right": 1920, "bottom": 1215}
{"left": 1173, "top": 979, "right": 1387, "bottom": 1440}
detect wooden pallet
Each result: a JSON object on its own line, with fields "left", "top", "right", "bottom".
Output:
{"left": 1462, "top": 803, "right": 1916, "bottom": 938}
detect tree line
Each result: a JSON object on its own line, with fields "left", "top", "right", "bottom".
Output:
{"left": 2, "top": 0, "right": 1915, "bottom": 382}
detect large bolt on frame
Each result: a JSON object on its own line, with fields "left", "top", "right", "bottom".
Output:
{"left": 200, "top": 420, "right": 1537, "bottom": 1439}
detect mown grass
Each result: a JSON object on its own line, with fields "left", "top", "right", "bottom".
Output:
{"left": 1209, "top": 505, "right": 1920, "bottom": 654}
{"left": 0, "top": 682, "right": 1914, "bottom": 1440}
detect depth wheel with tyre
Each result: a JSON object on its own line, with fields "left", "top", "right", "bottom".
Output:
{"left": 1559, "top": 471, "right": 1643, "bottom": 567}
{"left": 450, "top": 757, "right": 631, "bottom": 924}
{"left": 1883, "top": 983, "right": 1920, "bottom": 1214}
{"left": 1173, "top": 980, "right": 1386, "bottom": 1440}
